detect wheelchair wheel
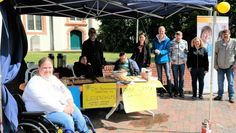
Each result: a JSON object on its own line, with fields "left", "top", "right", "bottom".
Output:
{"left": 21, "top": 119, "right": 49, "bottom": 133}
{"left": 18, "top": 122, "right": 44, "bottom": 133}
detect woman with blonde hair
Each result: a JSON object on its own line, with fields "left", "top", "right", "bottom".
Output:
{"left": 187, "top": 37, "right": 209, "bottom": 99}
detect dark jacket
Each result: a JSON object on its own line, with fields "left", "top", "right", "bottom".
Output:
{"left": 114, "top": 59, "right": 140, "bottom": 76}
{"left": 81, "top": 39, "right": 104, "bottom": 67}
{"left": 131, "top": 42, "right": 151, "bottom": 69}
{"left": 73, "top": 62, "right": 94, "bottom": 78}
{"left": 187, "top": 47, "right": 209, "bottom": 71}
{"left": 81, "top": 39, "right": 104, "bottom": 76}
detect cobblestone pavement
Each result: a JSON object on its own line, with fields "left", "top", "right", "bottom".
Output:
{"left": 84, "top": 93, "right": 236, "bottom": 133}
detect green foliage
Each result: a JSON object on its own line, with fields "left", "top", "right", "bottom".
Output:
{"left": 97, "top": 19, "right": 136, "bottom": 52}
{"left": 98, "top": 10, "right": 208, "bottom": 52}
{"left": 145, "top": 10, "right": 208, "bottom": 44}
{"left": 97, "top": 2, "right": 235, "bottom": 52}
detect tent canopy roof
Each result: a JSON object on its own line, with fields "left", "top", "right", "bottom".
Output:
{"left": 15, "top": 0, "right": 216, "bottom": 19}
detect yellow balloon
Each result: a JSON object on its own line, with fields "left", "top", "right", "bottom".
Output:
{"left": 217, "top": 2, "right": 231, "bottom": 14}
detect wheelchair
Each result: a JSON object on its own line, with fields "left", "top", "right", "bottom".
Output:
{"left": 16, "top": 65, "right": 96, "bottom": 133}
{"left": 14, "top": 94, "right": 58, "bottom": 133}
{"left": 14, "top": 94, "right": 96, "bottom": 133}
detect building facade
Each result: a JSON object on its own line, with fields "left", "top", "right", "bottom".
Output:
{"left": 21, "top": 15, "right": 100, "bottom": 51}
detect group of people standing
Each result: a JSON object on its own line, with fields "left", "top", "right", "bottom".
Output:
{"left": 132, "top": 26, "right": 235, "bottom": 104}
{"left": 151, "top": 26, "right": 236, "bottom": 104}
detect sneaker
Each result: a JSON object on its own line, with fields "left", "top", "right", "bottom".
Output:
{"left": 213, "top": 96, "right": 222, "bottom": 101}
{"left": 229, "top": 98, "right": 234, "bottom": 103}
{"left": 179, "top": 94, "right": 185, "bottom": 98}
{"left": 174, "top": 92, "right": 178, "bottom": 97}
{"left": 160, "top": 93, "right": 164, "bottom": 97}
{"left": 199, "top": 95, "right": 203, "bottom": 99}
{"left": 192, "top": 96, "right": 197, "bottom": 100}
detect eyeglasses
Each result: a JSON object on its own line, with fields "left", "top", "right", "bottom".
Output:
{"left": 90, "top": 31, "right": 96, "bottom": 34}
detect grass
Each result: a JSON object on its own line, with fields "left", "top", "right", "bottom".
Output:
{"left": 25, "top": 51, "right": 133, "bottom": 65}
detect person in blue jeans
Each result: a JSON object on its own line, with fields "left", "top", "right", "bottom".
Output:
{"left": 22, "top": 57, "right": 89, "bottom": 133}
{"left": 152, "top": 26, "right": 172, "bottom": 98}
{"left": 170, "top": 31, "right": 188, "bottom": 98}
{"left": 214, "top": 29, "right": 236, "bottom": 103}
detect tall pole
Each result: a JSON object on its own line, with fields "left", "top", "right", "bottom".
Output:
{"left": 136, "top": 19, "right": 139, "bottom": 43}
{"left": 209, "top": 7, "right": 217, "bottom": 121}
{"left": 49, "top": 16, "right": 54, "bottom": 50}
{"left": 0, "top": 10, "right": 4, "bottom": 133}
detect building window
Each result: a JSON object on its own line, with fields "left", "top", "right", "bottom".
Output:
{"left": 69, "top": 17, "right": 82, "bottom": 21}
{"left": 27, "top": 15, "right": 42, "bottom": 31}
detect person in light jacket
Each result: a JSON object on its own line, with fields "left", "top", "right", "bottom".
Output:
{"left": 213, "top": 29, "right": 236, "bottom": 103}
{"left": 187, "top": 37, "right": 209, "bottom": 100}
{"left": 170, "top": 31, "right": 188, "bottom": 98}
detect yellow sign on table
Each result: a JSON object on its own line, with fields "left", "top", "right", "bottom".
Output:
{"left": 83, "top": 83, "right": 116, "bottom": 109}
{"left": 122, "top": 81, "right": 162, "bottom": 113}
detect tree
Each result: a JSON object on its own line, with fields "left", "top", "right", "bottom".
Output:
{"left": 97, "top": 19, "right": 136, "bottom": 52}
{"left": 97, "top": 1, "right": 235, "bottom": 52}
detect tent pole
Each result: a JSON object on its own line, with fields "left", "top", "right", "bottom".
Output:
{"left": 49, "top": 16, "right": 54, "bottom": 50}
{"left": 209, "top": 7, "right": 217, "bottom": 122}
{"left": 136, "top": 19, "right": 139, "bottom": 43}
{"left": 0, "top": 11, "right": 3, "bottom": 133}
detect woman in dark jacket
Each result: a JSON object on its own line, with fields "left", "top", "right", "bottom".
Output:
{"left": 187, "top": 37, "right": 209, "bottom": 99}
{"left": 73, "top": 56, "right": 94, "bottom": 79}
{"left": 131, "top": 32, "right": 151, "bottom": 71}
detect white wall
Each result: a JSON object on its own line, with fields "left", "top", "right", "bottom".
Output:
{"left": 53, "top": 17, "right": 68, "bottom": 51}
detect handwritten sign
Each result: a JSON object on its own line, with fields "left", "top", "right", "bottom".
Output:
{"left": 83, "top": 83, "right": 116, "bottom": 109}
{"left": 122, "top": 82, "right": 160, "bottom": 113}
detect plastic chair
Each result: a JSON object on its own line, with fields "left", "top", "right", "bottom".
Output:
{"left": 67, "top": 64, "right": 76, "bottom": 77}
{"left": 25, "top": 65, "right": 38, "bottom": 82}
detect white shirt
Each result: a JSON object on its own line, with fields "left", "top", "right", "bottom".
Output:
{"left": 22, "top": 75, "right": 73, "bottom": 113}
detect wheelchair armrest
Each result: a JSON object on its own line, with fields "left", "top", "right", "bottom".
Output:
{"left": 22, "top": 111, "right": 46, "bottom": 118}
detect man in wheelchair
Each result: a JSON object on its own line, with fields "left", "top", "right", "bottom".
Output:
{"left": 22, "top": 57, "right": 90, "bottom": 133}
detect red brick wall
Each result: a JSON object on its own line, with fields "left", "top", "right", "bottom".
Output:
{"left": 103, "top": 63, "right": 236, "bottom": 93}
{"left": 149, "top": 63, "right": 192, "bottom": 92}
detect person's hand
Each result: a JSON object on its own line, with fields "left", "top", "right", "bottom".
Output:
{"left": 63, "top": 105, "right": 74, "bottom": 115}
{"left": 79, "top": 75, "right": 86, "bottom": 79}
{"left": 188, "top": 68, "right": 192, "bottom": 71}
{"left": 154, "top": 49, "right": 160, "bottom": 55}
{"left": 234, "top": 65, "right": 236, "bottom": 73}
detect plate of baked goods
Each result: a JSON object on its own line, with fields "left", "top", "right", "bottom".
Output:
{"left": 96, "top": 77, "right": 117, "bottom": 83}
{"left": 72, "top": 79, "right": 94, "bottom": 85}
